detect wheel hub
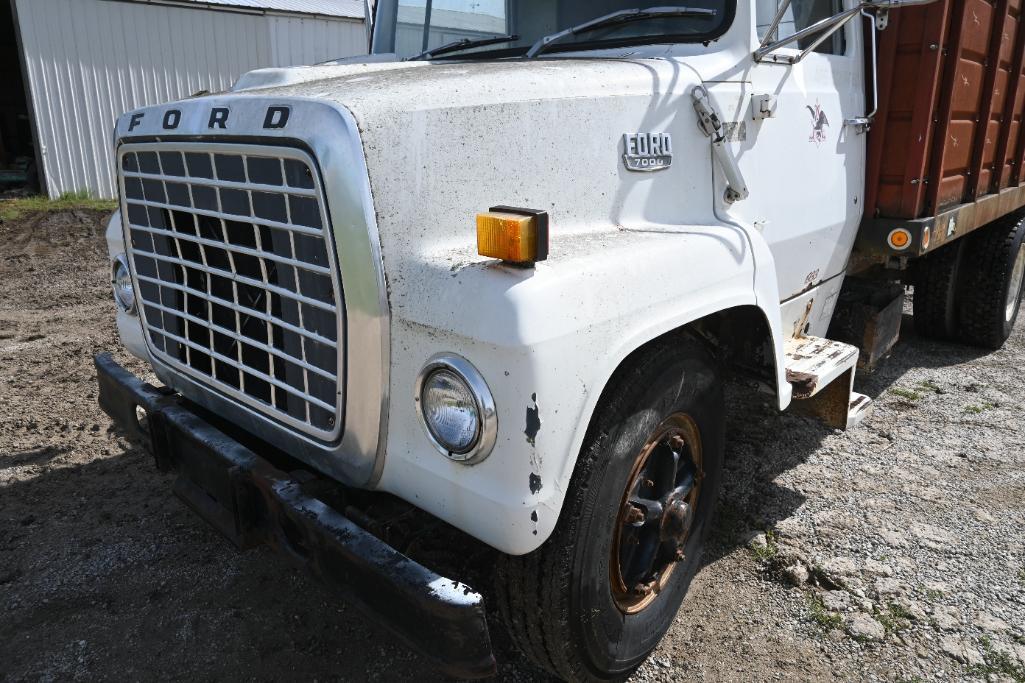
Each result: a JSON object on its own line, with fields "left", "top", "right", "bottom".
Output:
{"left": 610, "top": 413, "right": 703, "bottom": 614}
{"left": 660, "top": 495, "right": 692, "bottom": 550}
{"left": 1006, "top": 243, "right": 1025, "bottom": 323}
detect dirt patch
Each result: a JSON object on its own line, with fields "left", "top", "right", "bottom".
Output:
{"left": 1, "top": 210, "right": 1023, "bottom": 682}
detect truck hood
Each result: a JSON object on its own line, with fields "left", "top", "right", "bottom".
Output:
{"left": 234, "top": 58, "right": 718, "bottom": 312}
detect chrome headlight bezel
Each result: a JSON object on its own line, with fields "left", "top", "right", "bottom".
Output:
{"left": 111, "top": 253, "right": 136, "bottom": 315}
{"left": 415, "top": 353, "right": 497, "bottom": 465}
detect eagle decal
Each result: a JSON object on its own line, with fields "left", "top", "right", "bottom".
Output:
{"left": 807, "top": 102, "right": 829, "bottom": 144}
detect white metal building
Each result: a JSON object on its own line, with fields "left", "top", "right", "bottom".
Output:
{"left": 3, "top": 0, "right": 367, "bottom": 199}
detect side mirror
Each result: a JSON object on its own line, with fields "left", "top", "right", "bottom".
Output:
{"left": 756, "top": 0, "right": 939, "bottom": 64}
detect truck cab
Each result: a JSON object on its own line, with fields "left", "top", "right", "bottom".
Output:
{"left": 97, "top": 0, "right": 1025, "bottom": 680}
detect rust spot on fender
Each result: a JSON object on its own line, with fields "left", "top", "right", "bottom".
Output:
{"left": 529, "top": 473, "right": 542, "bottom": 495}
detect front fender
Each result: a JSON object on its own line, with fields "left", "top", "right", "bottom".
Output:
{"left": 376, "top": 223, "right": 784, "bottom": 555}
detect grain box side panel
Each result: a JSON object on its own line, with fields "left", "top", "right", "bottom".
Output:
{"left": 926, "top": 0, "right": 994, "bottom": 215}
{"left": 991, "top": 0, "right": 1025, "bottom": 191}
{"left": 865, "top": 3, "right": 951, "bottom": 220}
{"left": 968, "top": 0, "right": 1014, "bottom": 199}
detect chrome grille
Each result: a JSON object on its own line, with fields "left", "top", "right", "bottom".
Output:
{"left": 118, "top": 142, "right": 344, "bottom": 441}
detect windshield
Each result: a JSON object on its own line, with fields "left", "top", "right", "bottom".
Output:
{"left": 372, "top": 1, "right": 734, "bottom": 59}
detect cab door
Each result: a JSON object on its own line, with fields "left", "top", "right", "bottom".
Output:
{"left": 708, "top": 0, "right": 867, "bottom": 304}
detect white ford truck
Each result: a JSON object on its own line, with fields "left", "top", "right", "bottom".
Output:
{"left": 97, "top": 0, "right": 1025, "bottom": 680}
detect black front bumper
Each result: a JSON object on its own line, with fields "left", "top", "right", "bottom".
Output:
{"left": 94, "top": 353, "right": 496, "bottom": 679}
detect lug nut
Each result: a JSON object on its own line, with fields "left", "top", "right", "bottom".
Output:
{"left": 625, "top": 504, "right": 645, "bottom": 526}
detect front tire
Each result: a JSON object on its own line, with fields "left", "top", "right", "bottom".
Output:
{"left": 495, "top": 334, "right": 724, "bottom": 682}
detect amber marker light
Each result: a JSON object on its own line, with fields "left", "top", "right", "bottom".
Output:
{"left": 476, "top": 206, "right": 549, "bottom": 266}
{"left": 887, "top": 228, "right": 912, "bottom": 251}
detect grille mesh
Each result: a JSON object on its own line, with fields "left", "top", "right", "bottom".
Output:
{"left": 119, "top": 143, "right": 343, "bottom": 439}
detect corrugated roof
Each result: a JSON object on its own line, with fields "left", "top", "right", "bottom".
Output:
{"left": 126, "top": 0, "right": 365, "bottom": 19}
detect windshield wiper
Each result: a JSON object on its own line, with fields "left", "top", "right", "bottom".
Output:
{"left": 409, "top": 34, "right": 519, "bottom": 61}
{"left": 525, "top": 6, "right": 718, "bottom": 58}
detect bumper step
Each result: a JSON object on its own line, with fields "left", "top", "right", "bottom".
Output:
{"left": 784, "top": 336, "right": 873, "bottom": 430}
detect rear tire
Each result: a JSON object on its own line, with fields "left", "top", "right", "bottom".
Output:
{"left": 912, "top": 240, "right": 964, "bottom": 340}
{"left": 495, "top": 334, "right": 724, "bottom": 682}
{"left": 955, "top": 213, "right": 1025, "bottom": 349}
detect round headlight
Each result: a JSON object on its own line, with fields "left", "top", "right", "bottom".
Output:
{"left": 415, "top": 354, "right": 497, "bottom": 464}
{"left": 421, "top": 369, "right": 480, "bottom": 453}
{"left": 112, "top": 254, "right": 136, "bottom": 314}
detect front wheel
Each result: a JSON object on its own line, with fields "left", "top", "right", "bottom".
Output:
{"left": 495, "top": 334, "right": 724, "bottom": 682}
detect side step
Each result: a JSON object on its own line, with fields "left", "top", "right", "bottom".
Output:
{"left": 784, "top": 336, "right": 873, "bottom": 429}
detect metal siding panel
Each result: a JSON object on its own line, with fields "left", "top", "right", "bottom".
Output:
{"left": 16, "top": 0, "right": 363, "bottom": 198}
{"left": 267, "top": 14, "right": 366, "bottom": 65}
{"left": 73, "top": 2, "right": 106, "bottom": 193}
{"left": 144, "top": 0, "right": 364, "bottom": 19}
{"left": 54, "top": 2, "right": 86, "bottom": 194}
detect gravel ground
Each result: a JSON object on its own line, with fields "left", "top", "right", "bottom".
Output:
{"left": 1, "top": 209, "right": 1023, "bottom": 682}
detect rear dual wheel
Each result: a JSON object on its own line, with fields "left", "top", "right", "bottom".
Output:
{"left": 955, "top": 213, "right": 1025, "bottom": 349}
{"left": 913, "top": 212, "right": 1025, "bottom": 348}
{"left": 495, "top": 334, "right": 724, "bottom": 682}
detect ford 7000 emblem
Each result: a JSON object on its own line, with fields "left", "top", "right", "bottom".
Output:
{"left": 623, "top": 133, "right": 673, "bottom": 172}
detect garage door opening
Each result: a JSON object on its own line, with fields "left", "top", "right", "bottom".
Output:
{"left": 0, "top": 1, "right": 40, "bottom": 195}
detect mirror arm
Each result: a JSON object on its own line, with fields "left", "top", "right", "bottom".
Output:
{"left": 364, "top": 0, "right": 374, "bottom": 51}
{"left": 762, "top": 0, "right": 794, "bottom": 44}
{"left": 755, "top": 6, "right": 861, "bottom": 63}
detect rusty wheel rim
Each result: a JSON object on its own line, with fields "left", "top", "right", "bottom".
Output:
{"left": 610, "top": 413, "right": 704, "bottom": 614}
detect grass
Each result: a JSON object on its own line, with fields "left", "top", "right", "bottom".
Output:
{"left": 968, "top": 638, "right": 1025, "bottom": 682}
{"left": 890, "top": 387, "right": 926, "bottom": 402}
{"left": 964, "top": 401, "right": 997, "bottom": 415}
{"left": 890, "top": 380, "right": 947, "bottom": 404}
{"left": 0, "top": 191, "right": 116, "bottom": 222}
{"left": 916, "top": 379, "right": 944, "bottom": 395}
{"left": 807, "top": 594, "right": 843, "bottom": 631}
{"left": 750, "top": 529, "right": 779, "bottom": 563}
{"left": 875, "top": 602, "right": 914, "bottom": 635}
